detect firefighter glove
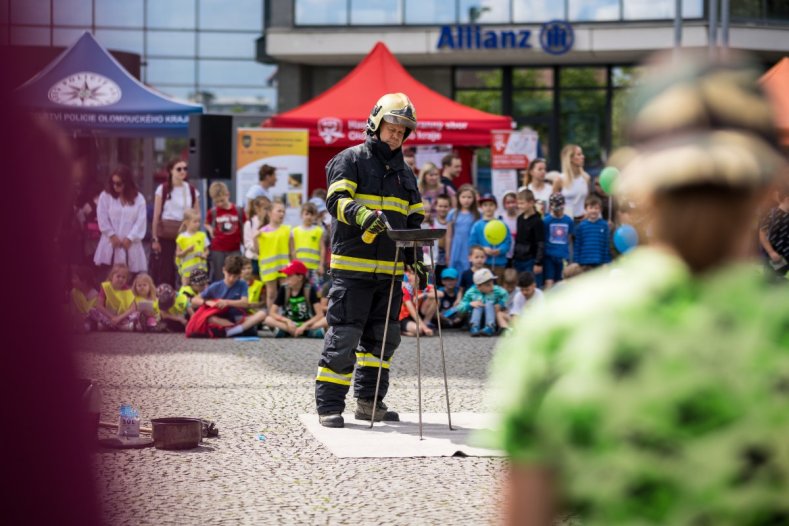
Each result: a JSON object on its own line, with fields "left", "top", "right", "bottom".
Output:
{"left": 359, "top": 210, "right": 387, "bottom": 236}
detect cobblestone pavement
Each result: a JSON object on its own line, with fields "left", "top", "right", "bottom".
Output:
{"left": 76, "top": 332, "right": 507, "bottom": 525}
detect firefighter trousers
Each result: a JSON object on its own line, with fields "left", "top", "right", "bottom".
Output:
{"left": 315, "top": 275, "right": 403, "bottom": 415}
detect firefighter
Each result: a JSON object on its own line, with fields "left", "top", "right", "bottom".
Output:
{"left": 316, "top": 92, "right": 429, "bottom": 428}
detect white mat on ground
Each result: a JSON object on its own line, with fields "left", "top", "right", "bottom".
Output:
{"left": 299, "top": 412, "right": 505, "bottom": 458}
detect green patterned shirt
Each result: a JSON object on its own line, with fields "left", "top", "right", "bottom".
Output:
{"left": 486, "top": 247, "right": 789, "bottom": 525}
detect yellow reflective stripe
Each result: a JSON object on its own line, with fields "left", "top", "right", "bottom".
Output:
{"left": 316, "top": 367, "right": 352, "bottom": 386}
{"left": 328, "top": 179, "right": 357, "bottom": 198}
{"left": 354, "top": 194, "right": 381, "bottom": 209}
{"left": 409, "top": 202, "right": 425, "bottom": 216}
{"left": 355, "top": 352, "right": 391, "bottom": 369}
{"left": 337, "top": 198, "right": 353, "bottom": 225}
{"left": 355, "top": 194, "right": 408, "bottom": 216}
{"left": 331, "top": 254, "right": 404, "bottom": 276}
{"left": 382, "top": 196, "right": 409, "bottom": 215}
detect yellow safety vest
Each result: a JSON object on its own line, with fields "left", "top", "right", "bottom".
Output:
{"left": 154, "top": 293, "right": 189, "bottom": 316}
{"left": 100, "top": 282, "right": 135, "bottom": 315}
{"left": 292, "top": 225, "right": 323, "bottom": 270}
{"left": 176, "top": 231, "right": 209, "bottom": 280}
{"left": 258, "top": 224, "right": 291, "bottom": 283}
{"left": 70, "top": 288, "right": 97, "bottom": 315}
{"left": 247, "top": 279, "right": 263, "bottom": 313}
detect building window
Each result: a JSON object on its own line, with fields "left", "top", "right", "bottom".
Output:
{"left": 146, "top": 0, "right": 196, "bottom": 29}
{"left": 199, "top": 0, "right": 262, "bottom": 31}
{"left": 455, "top": 67, "right": 502, "bottom": 114}
{"left": 458, "top": 0, "right": 510, "bottom": 23}
{"left": 512, "top": 0, "right": 565, "bottom": 23}
{"left": 95, "top": 0, "right": 144, "bottom": 28}
{"left": 53, "top": 0, "right": 92, "bottom": 25}
{"left": 10, "top": 0, "right": 49, "bottom": 25}
{"left": 350, "top": 0, "right": 403, "bottom": 25}
{"left": 568, "top": 0, "right": 619, "bottom": 21}
{"left": 295, "top": 0, "right": 348, "bottom": 25}
{"left": 404, "top": 0, "right": 456, "bottom": 24}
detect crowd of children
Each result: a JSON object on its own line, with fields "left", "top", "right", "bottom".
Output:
{"left": 70, "top": 166, "right": 789, "bottom": 339}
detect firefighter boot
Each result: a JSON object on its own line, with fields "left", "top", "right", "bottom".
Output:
{"left": 318, "top": 412, "right": 344, "bottom": 428}
{"left": 354, "top": 398, "right": 400, "bottom": 422}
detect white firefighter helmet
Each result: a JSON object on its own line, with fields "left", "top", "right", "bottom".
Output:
{"left": 366, "top": 92, "right": 417, "bottom": 140}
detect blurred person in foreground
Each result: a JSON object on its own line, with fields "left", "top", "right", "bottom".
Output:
{"left": 485, "top": 52, "right": 789, "bottom": 526}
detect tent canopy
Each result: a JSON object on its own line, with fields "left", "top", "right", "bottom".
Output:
{"left": 15, "top": 32, "right": 202, "bottom": 137}
{"left": 760, "top": 56, "right": 789, "bottom": 146}
{"left": 265, "top": 42, "right": 512, "bottom": 148}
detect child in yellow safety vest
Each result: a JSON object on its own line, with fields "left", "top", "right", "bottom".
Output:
{"left": 241, "top": 258, "right": 265, "bottom": 314}
{"left": 176, "top": 209, "right": 209, "bottom": 284}
{"left": 291, "top": 201, "right": 326, "bottom": 284}
{"left": 131, "top": 273, "right": 159, "bottom": 331}
{"left": 255, "top": 201, "right": 292, "bottom": 311}
{"left": 69, "top": 266, "right": 98, "bottom": 332}
{"left": 88, "top": 263, "right": 137, "bottom": 331}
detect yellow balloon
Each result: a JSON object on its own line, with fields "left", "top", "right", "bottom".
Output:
{"left": 484, "top": 219, "right": 507, "bottom": 245}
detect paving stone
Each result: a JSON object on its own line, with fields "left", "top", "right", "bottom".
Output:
{"left": 77, "top": 332, "right": 506, "bottom": 525}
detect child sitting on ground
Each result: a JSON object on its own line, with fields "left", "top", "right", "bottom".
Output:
{"left": 176, "top": 209, "right": 209, "bottom": 285}
{"left": 458, "top": 245, "right": 487, "bottom": 300}
{"left": 455, "top": 268, "right": 510, "bottom": 337}
{"left": 69, "top": 266, "right": 98, "bottom": 332}
{"left": 89, "top": 263, "right": 137, "bottom": 331}
{"left": 263, "top": 260, "right": 325, "bottom": 338}
{"left": 131, "top": 273, "right": 159, "bottom": 331}
{"left": 179, "top": 268, "right": 209, "bottom": 319}
{"left": 187, "top": 255, "right": 267, "bottom": 338}
{"left": 436, "top": 267, "right": 464, "bottom": 329}
{"left": 156, "top": 283, "right": 187, "bottom": 332}
{"left": 241, "top": 258, "right": 265, "bottom": 314}
{"left": 509, "top": 271, "right": 544, "bottom": 319}
{"left": 399, "top": 275, "right": 434, "bottom": 337}
{"left": 501, "top": 268, "right": 519, "bottom": 315}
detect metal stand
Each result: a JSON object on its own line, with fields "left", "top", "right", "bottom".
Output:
{"left": 369, "top": 229, "right": 453, "bottom": 439}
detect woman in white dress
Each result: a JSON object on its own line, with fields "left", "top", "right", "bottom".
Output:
{"left": 93, "top": 166, "right": 147, "bottom": 277}
{"left": 553, "top": 144, "right": 591, "bottom": 222}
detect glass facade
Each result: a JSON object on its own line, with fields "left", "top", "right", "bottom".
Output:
{"left": 2, "top": 0, "right": 275, "bottom": 112}
{"left": 455, "top": 65, "right": 643, "bottom": 171}
{"left": 294, "top": 0, "right": 709, "bottom": 25}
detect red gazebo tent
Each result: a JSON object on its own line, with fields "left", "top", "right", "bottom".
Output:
{"left": 760, "top": 56, "right": 789, "bottom": 147}
{"left": 265, "top": 42, "right": 513, "bottom": 192}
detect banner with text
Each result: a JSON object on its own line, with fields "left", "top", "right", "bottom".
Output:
{"left": 491, "top": 129, "right": 539, "bottom": 213}
{"left": 236, "top": 128, "right": 308, "bottom": 226}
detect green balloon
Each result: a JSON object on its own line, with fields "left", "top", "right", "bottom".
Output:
{"left": 599, "top": 166, "right": 620, "bottom": 194}
{"left": 484, "top": 219, "right": 508, "bottom": 246}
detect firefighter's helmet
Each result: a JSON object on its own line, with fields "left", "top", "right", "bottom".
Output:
{"left": 366, "top": 92, "right": 417, "bottom": 140}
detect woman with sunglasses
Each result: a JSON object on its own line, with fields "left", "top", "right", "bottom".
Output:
{"left": 152, "top": 159, "right": 200, "bottom": 287}
{"left": 93, "top": 165, "right": 147, "bottom": 278}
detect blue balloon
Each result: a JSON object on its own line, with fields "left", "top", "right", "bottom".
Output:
{"left": 614, "top": 224, "right": 639, "bottom": 253}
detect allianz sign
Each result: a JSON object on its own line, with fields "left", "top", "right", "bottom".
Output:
{"left": 437, "top": 21, "right": 574, "bottom": 55}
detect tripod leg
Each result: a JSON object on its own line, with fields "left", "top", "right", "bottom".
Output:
{"left": 370, "top": 248, "right": 400, "bottom": 428}
{"left": 432, "top": 268, "right": 453, "bottom": 431}
{"left": 413, "top": 244, "right": 423, "bottom": 440}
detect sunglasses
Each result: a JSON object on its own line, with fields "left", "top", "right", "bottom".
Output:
{"left": 175, "top": 166, "right": 188, "bottom": 172}
{"left": 112, "top": 180, "right": 123, "bottom": 187}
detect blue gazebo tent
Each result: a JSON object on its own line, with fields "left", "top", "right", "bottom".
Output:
{"left": 15, "top": 32, "right": 202, "bottom": 137}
